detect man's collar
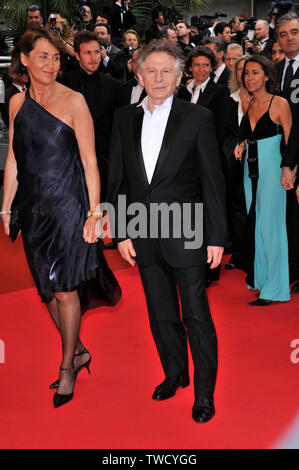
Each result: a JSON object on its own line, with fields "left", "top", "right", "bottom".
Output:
{"left": 137, "top": 95, "right": 173, "bottom": 112}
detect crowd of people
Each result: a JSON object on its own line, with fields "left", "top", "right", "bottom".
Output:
{"left": 0, "top": 2, "right": 299, "bottom": 420}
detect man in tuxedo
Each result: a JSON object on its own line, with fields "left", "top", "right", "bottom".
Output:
{"left": 244, "top": 19, "right": 273, "bottom": 59}
{"left": 109, "top": 0, "right": 137, "bottom": 41}
{"left": 275, "top": 12, "right": 299, "bottom": 291}
{"left": 175, "top": 21, "right": 196, "bottom": 57}
{"left": 62, "top": 31, "right": 120, "bottom": 201}
{"left": 203, "top": 37, "right": 232, "bottom": 87}
{"left": 119, "top": 48, "right": 147, "bottom": 106}
{"left": 107, "top": 40, "right": 228, "bottom": 423}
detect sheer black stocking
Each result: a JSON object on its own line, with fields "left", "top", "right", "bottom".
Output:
{"left": 55, "top": 291, "right": 81, "bottom": 395}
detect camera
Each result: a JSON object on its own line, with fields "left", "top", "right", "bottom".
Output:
{"left": 49, "top": 13, "right": 60, "bottom": 33}
{"left": 268, "top": 1, "right": 293, "bottom": 19}
{"left": 74, "top": 0, "right": 93, "bottom": 31}
{"left": 191, "top": 12, "right": 227, "bottom": 34}
{"left": 156, "top": 0, "right": 182, "bottom": 25}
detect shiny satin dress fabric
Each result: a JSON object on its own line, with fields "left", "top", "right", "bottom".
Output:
{"left": 12, "top": 92, "right": 121, "bottom": 311}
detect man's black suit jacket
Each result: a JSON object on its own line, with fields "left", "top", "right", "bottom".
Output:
{"left": 109, "top": 4, "right": 137, "bottom": 36}
{"left": 276, "top": 58, "right": 299, "bottom": 168}
{"left": 215, "top": 66, "right": 232, "bottom": 87}
{"left": 176, "top": 78, "right": 230, "bottom": 146}
{"left": 62, "top": 67, "right": 120, "bottom": 160}
{"left": 145, "top": 23, "right": 160, "bottom": 44}
{"left": 119, "top": 78, "right": 147, "bottom": 107}
{"left": 107, "top": 96, "right": 228, "bottom": 267}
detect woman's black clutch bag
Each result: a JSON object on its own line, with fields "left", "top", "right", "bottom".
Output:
{"left": 9, "top": 194, "right": 21, "bottom": 242}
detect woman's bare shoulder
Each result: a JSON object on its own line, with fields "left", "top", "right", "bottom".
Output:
{"left": 9, "top": 91, "right": 26, "bottom": 119}
{"left": 56, "top": 82, "right": 86, "bottom": 107}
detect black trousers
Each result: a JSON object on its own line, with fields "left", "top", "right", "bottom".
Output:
{"left": 138, "top": 243, "right": 218, "bottom": 398}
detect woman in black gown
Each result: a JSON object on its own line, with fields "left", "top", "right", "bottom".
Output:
{"left": 1, "top": 28, "right": 121, "bottom": 407}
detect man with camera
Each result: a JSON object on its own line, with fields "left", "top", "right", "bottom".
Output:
{"left": 94, "top": 23, "right": 127, "bottom": 79}
{"left": 175, "top": 21, "right": 196, "bottom": 56}
{"left": 73, "top": 1, "right": 94, "bottom": 31}
{"left": 145, "top": 6, "right": 166, "bottom": 44}
{"left": 244, "top": 19, "right": 274, "bottom": 58}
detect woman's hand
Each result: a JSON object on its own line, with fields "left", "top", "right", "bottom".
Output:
{"left": 234, "top": 141, "right": 245, "bottom": 161}
{"left": 83, "top": 217, "right": 100, "bottom": 244}
{"left": 1, "top": 213, "right": 11, "bottom": 236}
{"left": 296, "top": 184, "right": 299, "bottom": 205}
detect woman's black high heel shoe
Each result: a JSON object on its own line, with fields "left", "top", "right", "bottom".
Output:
{"left": 53, "top": 365, "right": 75, "bottom": 408}
{"left": 49, "top": 348, "right": 91, "bottom": 389}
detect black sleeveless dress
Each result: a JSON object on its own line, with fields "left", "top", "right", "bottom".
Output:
{"left": 13, "top": 91, "right": 121, "bottom": 311}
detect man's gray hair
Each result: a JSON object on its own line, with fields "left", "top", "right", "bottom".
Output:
{"left": 137, "top": 39, "right": 185, "bottom": 76}
{"left": 276, "top": 12, "right": 299, "bottom": 30}
{"left": 227, "top": 42, "right": 243, "bottom": 54}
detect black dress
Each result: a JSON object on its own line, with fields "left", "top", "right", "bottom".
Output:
{"left": 13, "top": 91, "right": 121, "bottom": 311}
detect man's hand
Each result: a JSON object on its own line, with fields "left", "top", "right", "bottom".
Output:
{"left": 118, "top": 239, "right": 136, "bottom": 266}
{"left": 100, "top": 45, "right": 107, "bottom": 60}
{"left": 253, "top": 43, "right": 262, "bottom": 53}
{"left": 207, "top": 246, "right": 224, "bottom": 269}
{"left": 281, "top": 166, "right": 296, "bottom": 190}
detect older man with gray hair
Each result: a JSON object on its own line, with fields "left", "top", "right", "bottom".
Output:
{"left": 107, "top": 40, "right": 228, "bottom": 423}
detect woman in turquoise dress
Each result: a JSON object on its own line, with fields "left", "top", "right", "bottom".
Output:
{"left": 234, "top": 55, "right": 292, "bottom": 306}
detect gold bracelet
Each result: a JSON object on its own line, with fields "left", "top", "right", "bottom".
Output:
{"left": 87, "top": 210, "right": 103, "bottom": 220}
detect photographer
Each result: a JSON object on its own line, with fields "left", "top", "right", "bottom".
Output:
{"left": 109, "top": 1, "right": 137, "bottom": 41}
{"left": 94, "top": 23, "right": 127, "bottom": 79}
{"left": 244, "top": 20, "right": 274, "bottom": 58}
{"left": 48, "top": 14, "right": 75, "bottom": 58}
{"left": 229, "top": 16, "right": 244, "bottom": 44}
{"left": 73, "top": 1, "right": 94, "bottom": 31}
{"left": 175, "top": 21, "right": 196, "bottom": 56}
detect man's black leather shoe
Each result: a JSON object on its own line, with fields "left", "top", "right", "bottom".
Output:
{"left": 192, "top": 396, "right": 215, "bottom": 423}
{"left": 291, "top": 281, "right": 299, "bottom": 292}
{"left": 152, "top": 375, "right": 190, "bottom": 401}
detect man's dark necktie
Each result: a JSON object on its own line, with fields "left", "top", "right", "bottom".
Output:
{"left": 283, "top": 59, "right": 295, "bottom": 97}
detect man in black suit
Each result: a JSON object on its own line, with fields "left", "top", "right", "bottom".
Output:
{"left": 109, "top": 0, "right": 137, "bottom": 41}
{"left": 244, "top": 19, "right": 274, "bottom": 59}
{"left": 107, "top": 40, "right": 228, "bottom": 423}
{"left": 145, "top": 6, "right": 166, "bottom": 44}
{"left": 0, "top": 71, "right": 28, "bottom": 128}
{"left": 94, "top": 22, "right": 127, "bottom": 79}
{"left": 275, "top": 12, "right": 299, "bottom": 291}
{"left": 62, "top": 31, "right": 120, "bottom": 201}
{"left": 203, "top": 37, "right": 232, "bottom": 87}
{"left": 119, "top": 48, "right": 147, "bottom": 106}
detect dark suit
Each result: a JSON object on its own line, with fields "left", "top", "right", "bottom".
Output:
{"left": 145, "top": 23, "right": 161, "bottom": 44}
{"left": 215, "top": 66, "right": 232, "bottom": 87}
{"left": 119, "top": 78, "right": 147, "bottom": 107}
{"left": 177, "top": 78, "right": 230, "bottom": 147}
{"left": 63, "top": 67, "right": 120, "bottom": 200}
{"left": 107, "top": 96, "right": 228, "bottom": 397}
{"left": 276, "top": 59, "right": 299, "bottom": 282}
{"left": 109, "top": 3, "right": 137, "bottom": 38}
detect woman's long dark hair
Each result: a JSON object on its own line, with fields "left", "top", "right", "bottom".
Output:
{"left": 242, "top": 54, "right": 281, "bottom": 95}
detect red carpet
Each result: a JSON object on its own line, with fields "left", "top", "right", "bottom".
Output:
{"left": 1, "top": 226, "right": 299, "bottom": 449}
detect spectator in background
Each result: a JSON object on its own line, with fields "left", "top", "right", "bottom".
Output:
{"left": 145, "top": 6, "right": 166, "bottom": 43}
{"left": 73, "top": 2, "right": 94, "bottom": 31}
{"left": 95, "top": 23, "right": 127, "bottom": 79}
{"left": 214, "top": 22, "right": 232, "bottom": 44}
{"left": 96, "top": 12, "right": 109, "bottom": 24}
{"left": 229, "top": 16, "right": 244, "bottom": 44}
{"left": 47, "top": 14, "right": 75, "bottom": 62}
{"left": 244, "top": 20, "right": 273, "bottom": 59}
{"left": 119, "top": 47, "right": 147, "bottom": 106}
{"left": 26, "top": 4, "right": 43, "bottom": 28}
{"left": 203, "top": 37, "right": 232, "bottom": 86}
{"left": 0, "top": 68, "right": 28, "bottom": 128}
{"left": 271, "top": 39, "right": 285, "bottom": 64}
{"left": 109, "top": 0, "right": 137, "bottom": 43}
{"left": 176, "top": 21, "right": 196, "bottom": 56}
{"left": 122, "top": 29, "right": 140, "bottom": 49}
{"left": 157, "top": 26, "right": 178, "bottom": 43}
{"left": 225, "top": 43, "right": 243, "bottom": 71}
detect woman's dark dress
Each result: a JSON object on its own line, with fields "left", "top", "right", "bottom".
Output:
{"left": 13, "top": 91, "right": 121, "bottom": 311}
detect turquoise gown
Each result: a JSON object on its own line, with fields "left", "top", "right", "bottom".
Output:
{"left": 242, "top": 95, "right": 290, "bottom": 301}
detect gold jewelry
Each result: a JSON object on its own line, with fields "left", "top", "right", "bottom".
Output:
{"left": 87, "top": 210, "right": 103, "bottom": 220}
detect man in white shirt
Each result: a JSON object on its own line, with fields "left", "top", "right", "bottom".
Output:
{"left": 107, "top": 40, "right": 228, "bottom": 424}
